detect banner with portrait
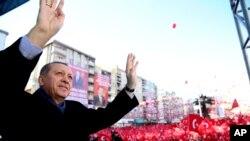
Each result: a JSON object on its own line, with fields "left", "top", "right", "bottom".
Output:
{"left": 67, "top": 64, "right": 89, "bottom": 105}
{"left": 93, "top": 72, "right": 110, "bottom": 107}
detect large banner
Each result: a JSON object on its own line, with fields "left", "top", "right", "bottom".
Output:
{"left": 67, "top": 65, "right": 89, "bottom": 105}
{"left": 94, "top": 70, "right": 110, "bottom": 107}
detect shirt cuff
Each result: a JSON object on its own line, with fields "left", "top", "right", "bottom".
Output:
{"left": 125, "top": 90, "right": 135, "bottom": 99}
{"left": 19, "top": 35, "right": 43, "bottom": 60}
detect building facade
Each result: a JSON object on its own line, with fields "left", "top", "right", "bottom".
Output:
{"left": 0, "top": 29, "right": 8, "bottom": 50}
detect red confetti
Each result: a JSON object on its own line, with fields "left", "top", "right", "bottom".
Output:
{"left": 172, "top": 23, "right": 176, "bottom": 29}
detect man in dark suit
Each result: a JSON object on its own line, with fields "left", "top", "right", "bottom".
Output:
{"left": 0, "top": 0, "right": 139, "bottom": 141}
{"left": 94, "top": 86, "right": 107, "bottom": 107}
{"left": 72, "top": 70, "right": 84, "bottom": 89}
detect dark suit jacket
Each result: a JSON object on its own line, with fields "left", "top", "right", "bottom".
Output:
{"left": 0, "top": 38, "right": 139, "bottom": 141}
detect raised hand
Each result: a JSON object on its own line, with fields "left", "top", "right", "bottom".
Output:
{"left": 38, "top": 0, "right": 65, "bottom": 37}
{"left": 125, "top": 53, "right": 139, "bottom": 90}
{"left": 28, "top": 0, "right": 65, "bottom": 48}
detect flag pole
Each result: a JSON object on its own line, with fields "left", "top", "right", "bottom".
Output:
{"left": 198, "top": 95, "right": 203, "bottom": 117}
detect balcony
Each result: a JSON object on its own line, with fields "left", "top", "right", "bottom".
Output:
{"left": 88, "top": 77, "right": 94, "bottom": 83}
{"left": 88, "top": 68, "right": 95, "bottom": 74}
{"left": 88, "top": 85, "right": 94, "bottom": 91}
{"left": 52, "top": 46, "right": 66, "bottom": 56}
{"left": 88, "top": 60, "right": 95, "bottom": 66}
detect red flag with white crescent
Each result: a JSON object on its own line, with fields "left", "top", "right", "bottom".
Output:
{"left": 188, "top": 114, "right": 204, "bottom": 132}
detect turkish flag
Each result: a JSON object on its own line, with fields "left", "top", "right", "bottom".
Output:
{"left": 231, "top": 98, "right": 239, "bottom": 109}
{"left": 98, "top": 133, "right": 112, "bottom": 141}
{"left": 197, "top": 118, "right": 215, "bottom": 138}
{"left": 188, "top": 114, "right": 204, "bottom": 132}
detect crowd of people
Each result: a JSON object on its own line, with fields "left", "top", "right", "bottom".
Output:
{"left": 90, "top": 113, "right": 250, "bottom": 141}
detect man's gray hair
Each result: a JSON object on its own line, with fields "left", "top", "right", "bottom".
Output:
{"left": 39, "top": 61, "right": 68, "bottom": 75}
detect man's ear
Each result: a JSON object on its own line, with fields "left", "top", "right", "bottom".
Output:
{"left": 38, "top": 75, "right": 45, "bottom": 86}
